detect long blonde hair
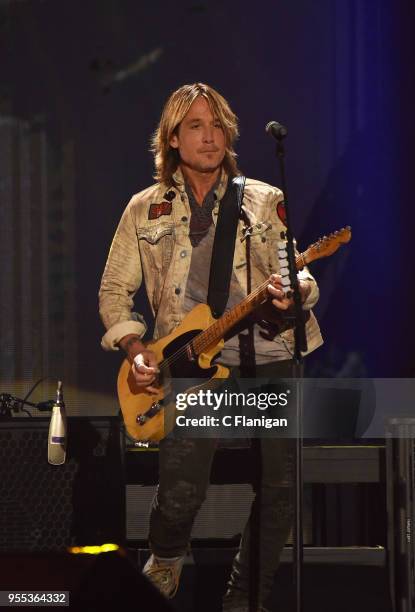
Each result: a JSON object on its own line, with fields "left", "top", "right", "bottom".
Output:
{"left": 151, "top": 83, "right": 239, "bottom": 185}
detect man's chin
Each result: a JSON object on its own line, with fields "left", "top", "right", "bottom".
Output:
{"left": 183, "top": 162, "right": 222, "bottom": 174}
{"left": 199, "top": 166, "right": 221, "bottom": 174}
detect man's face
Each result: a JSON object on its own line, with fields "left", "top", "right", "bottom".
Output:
{"left": 170, "top": 96, "right": 226, "bottom": 174}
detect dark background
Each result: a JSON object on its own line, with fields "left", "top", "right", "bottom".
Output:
{"left": 1, "top": 0, "right": 414, "bottom": 412}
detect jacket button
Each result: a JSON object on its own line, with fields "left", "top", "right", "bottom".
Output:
{"left": 181, "top": 216, "right": 188, "bottom": 222}
{"left": 180, "top": 250, "right": 187, "bottom": 258}
{"left": 175, "top": 288, "right": 181, "bottom": 295}
{"left": 261, "top": 237, "right": 266, "bottom": 242}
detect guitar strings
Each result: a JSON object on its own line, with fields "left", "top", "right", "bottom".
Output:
{"left": 157, "top": 277, "right": 271, "bottom": 373}
{"left": 158, "top": 282, "right": 268, "bottom": 374}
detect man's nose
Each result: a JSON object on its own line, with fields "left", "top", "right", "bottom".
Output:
{"left": 202, "top": 126, "right": 214, "bottom": 142}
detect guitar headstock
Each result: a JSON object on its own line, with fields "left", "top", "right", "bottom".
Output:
{"left": 304, "top": 226, "right": 352, "bottom": 264}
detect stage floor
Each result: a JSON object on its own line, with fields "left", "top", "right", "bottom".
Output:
{"left": 133, "top": 547, "right": 392, "bottom": 612}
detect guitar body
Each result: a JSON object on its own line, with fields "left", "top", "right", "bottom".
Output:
{"left": 117, "top": 303, "right": 229, "bottom": 442}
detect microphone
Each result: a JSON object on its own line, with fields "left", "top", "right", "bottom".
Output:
{"left": 265, "top": 121, "right": 288, "bottom": 140}
{"left": 48, "top": 381, "right": 67, "bottom": 465}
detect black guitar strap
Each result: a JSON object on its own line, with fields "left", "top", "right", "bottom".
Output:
{"left": 207, "top": 175, "right": 246, "bottom": 318}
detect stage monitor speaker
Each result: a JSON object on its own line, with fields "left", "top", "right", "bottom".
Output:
{"left": 386, "top": 418, "right": 415, "bottom": 612}
{"left": 0, "top": 416, "right": 125, "bottom": 552}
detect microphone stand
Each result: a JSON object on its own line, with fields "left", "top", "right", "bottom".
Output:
{"left": 272, "top": 130, "right": 307, "bottom": 612}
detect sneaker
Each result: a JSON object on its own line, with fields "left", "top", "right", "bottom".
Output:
{"left": 142, "top": 553, "right": 184, "bottom": 599}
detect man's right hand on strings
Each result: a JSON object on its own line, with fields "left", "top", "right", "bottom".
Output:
{"left": 119, "top": 334, "right": 159, "bottom": 393}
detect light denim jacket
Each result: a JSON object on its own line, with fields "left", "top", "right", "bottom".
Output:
{"left": 99, "top": 168, "right": 323, "bottom": 356}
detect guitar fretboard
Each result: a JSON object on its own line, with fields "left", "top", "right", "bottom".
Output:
{"left": 192, "top": 282, "right": 270, "bottom": 355}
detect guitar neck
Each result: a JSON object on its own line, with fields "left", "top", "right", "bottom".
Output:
{"left": 192, "top": 252, "right": 305, "bottom": 356}
{"left": 192, "top": 284, "right": 267, "bottom": 355}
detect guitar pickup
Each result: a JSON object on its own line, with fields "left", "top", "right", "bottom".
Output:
{"left": 136, "top": 401, "right": 162, "bottom": 425}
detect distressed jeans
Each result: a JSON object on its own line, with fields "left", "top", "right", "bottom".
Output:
{"left": 148, "top": 361, "right": 296, "bottom": 601}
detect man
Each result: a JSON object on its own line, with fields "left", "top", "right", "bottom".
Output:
{"left": 99, "top": 83, "right": 323, "bottom": 611}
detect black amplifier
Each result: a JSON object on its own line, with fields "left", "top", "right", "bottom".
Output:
{"left": 0, "top": 417, "right": 125, "bottom": 552}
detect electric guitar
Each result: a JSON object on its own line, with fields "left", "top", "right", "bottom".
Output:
{"left": 117, "top": 227, "right": 351, "bottom": 443}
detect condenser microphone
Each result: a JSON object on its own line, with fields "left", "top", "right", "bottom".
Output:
{"left": 48, "top": 381, "right": 67, "bottom": 465}
{"left": 265, "top": 121, "right": 288, "bottom": 140}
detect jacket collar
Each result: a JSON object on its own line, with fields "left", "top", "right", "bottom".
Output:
{"left": 172, "top": 166, "right": 228, "bottom": 201}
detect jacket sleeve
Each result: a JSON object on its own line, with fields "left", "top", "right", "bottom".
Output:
{"left": 98, "top": 199, "right": 147, "bottom": 351}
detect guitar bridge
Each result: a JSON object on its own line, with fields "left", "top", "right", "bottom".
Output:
{"left": 136, "top": 401, "right": 162, "bottom": 425}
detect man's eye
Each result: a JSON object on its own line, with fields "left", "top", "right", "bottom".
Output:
{"left": 191, "top": 124, "right": 200, "bottom": 129}
{"left": 214, "top": 122, "right": 222, "bottom": 128}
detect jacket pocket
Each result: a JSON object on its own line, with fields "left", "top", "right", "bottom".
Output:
{"left": 242, "top": 221, "right": 275, "bottom": 277}
{"left": 136, "top": 222, "right": 175, "bottom": 288}
{"left": 136, "top": 222, "right": 174, "bottom": 244}
{"left": 240, "top": 221, "right": 272, "bottom": 242}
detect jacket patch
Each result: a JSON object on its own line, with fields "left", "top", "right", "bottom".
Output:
{"left": 276, "top": 200, "right": 287, "bottom": 226}
{"left": 148, "top": 201, "right": 172, "bottom": 220}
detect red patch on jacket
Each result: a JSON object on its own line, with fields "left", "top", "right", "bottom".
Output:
{"left": 276, "top": 200, "right": 287, "bottom": 226}
{"left": 148, "top": 201, "right": 172, "bottom": 220}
